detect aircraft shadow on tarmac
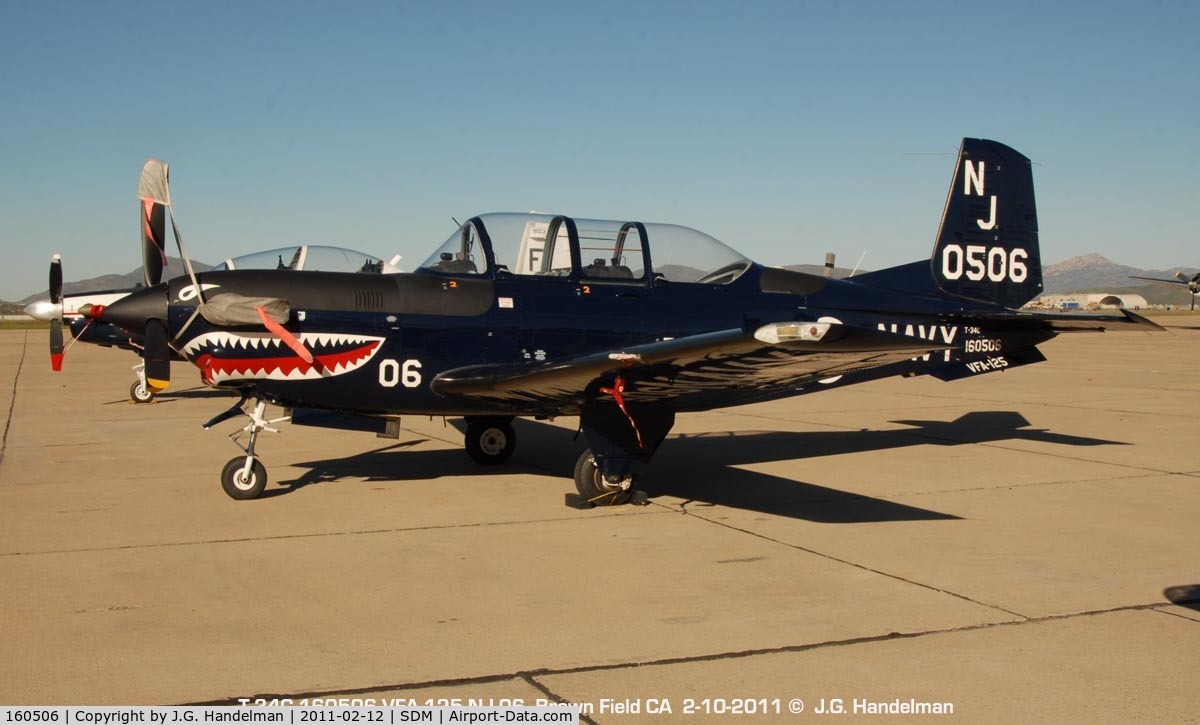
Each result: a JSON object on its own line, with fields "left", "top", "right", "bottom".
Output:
{"left": 272, "top": 411, "right": 1125, "bottom": 523}
{"left": 1164, "top": 584, "right": 1200, "bottom": 612}
{"left": 102, "top": 385, "right": 239, "bottom": 405}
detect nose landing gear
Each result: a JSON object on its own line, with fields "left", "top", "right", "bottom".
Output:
{"left": 129, "top": 363, "right": 155, "bottom": 404}
{"left": 215, "top": 398, "right": 289, "bottom": 500}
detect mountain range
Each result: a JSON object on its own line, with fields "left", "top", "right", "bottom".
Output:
{"left": 11, "top": 257, "right": 213, "bottom": 307}
{"left": 1041, "top": 254, "right": 1197, "bottom": 306}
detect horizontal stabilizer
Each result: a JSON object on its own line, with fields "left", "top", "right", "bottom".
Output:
{"left": 1011, "top": 309, "right": 1163, "bottom": 333}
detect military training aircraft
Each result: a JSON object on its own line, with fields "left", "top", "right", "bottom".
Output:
{"left": 34, "top": 246, "right": 402, "bottom": 402}
{"left": 59, "top": 139, "right": 1159, "bottom": 503}
{"left": 1130, "top": 271, "right": 1200, "bottom": 310}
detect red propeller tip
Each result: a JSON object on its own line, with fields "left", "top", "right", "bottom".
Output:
{"left": 51, "top": 353, "right": 63, "bottom": 372}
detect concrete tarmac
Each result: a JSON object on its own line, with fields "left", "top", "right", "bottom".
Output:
{"left": 1, "top": 320, "right": 1198, "bottom": 722}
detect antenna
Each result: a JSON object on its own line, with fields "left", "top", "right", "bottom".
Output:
{"left": 849, "top": 250, "right": 868, "bottom": 277}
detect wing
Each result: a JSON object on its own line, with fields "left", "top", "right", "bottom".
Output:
{"left": 1130, "top": 275, "right": 1188, "bottom": 287}
{"left": 431, "top": 321, "right": 950, "bottom": 415}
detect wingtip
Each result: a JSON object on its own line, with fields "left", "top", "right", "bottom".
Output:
{"left": 1121, "top": 309, "right": 1166, "bottom": 331}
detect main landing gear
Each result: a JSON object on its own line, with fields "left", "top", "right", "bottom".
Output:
{"left": 459, "top": 414, "right": 651, "bottom": 506}
{"left": 210, "top": 398, "right": 288, "bottom": 500}
{"left": 573, "top": 449, "right": 642, "bottom": 506}
{"left": 463, "top": 416, "right": 516, "bottom": 465}
{"left": 571, "top": 398, "right": 673, "bottom": 508}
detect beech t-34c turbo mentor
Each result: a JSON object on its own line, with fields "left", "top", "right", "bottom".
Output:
{"left": 75, "top": 139, "right": 1158, "bottom": 502}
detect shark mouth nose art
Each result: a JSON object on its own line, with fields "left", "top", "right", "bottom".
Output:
{"left": 182, "top": 332, "right": 384, "bottom": 383}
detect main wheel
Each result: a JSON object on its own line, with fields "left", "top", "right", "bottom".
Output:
{"left": 573, "top": 449, "right": 635, "bottom": 506}
{"left": 221, "top": 457, "right": 267, "bottom": 500}
{"left": 465, "top": 418, "right": 516, "bottom": 465}
{"left": 130, "top": 379, "right": 155, "bottom": 404}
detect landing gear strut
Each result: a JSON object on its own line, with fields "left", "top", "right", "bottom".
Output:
{"left": 129, "top": 363, "right": 155, "bottom": 404}
{"left": 573, "top": 400, "right": 672, "bottom": 507}
{"left": 464, "top": 416, "right": 516, "bottom": 465}
{"left": 218, "top": 399, "right": 288, "bottom": 500}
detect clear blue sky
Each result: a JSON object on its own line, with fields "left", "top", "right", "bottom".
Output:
{"left": 2, "top": 0, "right": 1196, "bottom": 300}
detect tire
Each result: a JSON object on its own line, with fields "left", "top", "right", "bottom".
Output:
{"left": 573, "top": 449, "right": 634, "bottom": 506}
{"left": 221, "top": 457, "right": 267, "bottom": 500}
{"left": 130, "top": 379, "right": 155, "bottom": 404}
{"left": 465, "top": 418, "right": 516, "bottom": 465}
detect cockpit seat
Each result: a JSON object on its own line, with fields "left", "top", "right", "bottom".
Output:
{"left": 433, "top": 252, "right": 478, "bottom": 274}
{"left": 586, "top": 258, "right": 635, "bottom": 279}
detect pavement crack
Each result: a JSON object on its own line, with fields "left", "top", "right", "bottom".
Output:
{"left": 684, "top": 510, "right": 1029, "bottom": 620}
{"left": 0, "top": 508, "right": 672, "bottom": 557}
{"left": 185, "top": 598, "right": 1183, "bottom": 706}
{"left": 523, "top": 674, "right": 600, "bottom": 725}
{"left": 1151, "top": 606, "right": 1200, "bottom": 624}
{"left": 0, "top": 330, "right": 29, "bottom": 473}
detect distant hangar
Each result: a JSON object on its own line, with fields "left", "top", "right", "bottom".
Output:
{"left": 1031, "top": 293, "right": 1150, "bottom": 311}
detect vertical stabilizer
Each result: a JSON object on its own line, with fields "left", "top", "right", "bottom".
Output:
{"left": 931, "top": 138, "right": 1042, "bottom": 308}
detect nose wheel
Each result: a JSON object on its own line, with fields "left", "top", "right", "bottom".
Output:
{"left": 221, "top": 457, "right": 267, "bottom": 500}
{"left": 130, "top": 379, "right": 155, "bottom": 404}
{"left": 212, "top": 398, "right": 289, "bottom": 500}
{"left": 129, "top": 363, "right": 155, "bottom": 404}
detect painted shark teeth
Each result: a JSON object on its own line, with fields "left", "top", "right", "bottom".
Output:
{"left": 183, "top": 331, "right": 385, "bottom": 383}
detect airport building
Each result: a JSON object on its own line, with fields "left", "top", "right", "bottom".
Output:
{"left": 1031, "top": 293, "right": 1150, "bottom": 311}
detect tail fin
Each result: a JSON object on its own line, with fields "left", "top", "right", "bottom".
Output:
{"left": 930, "top": 138, "right": 1042, "bottom": 308}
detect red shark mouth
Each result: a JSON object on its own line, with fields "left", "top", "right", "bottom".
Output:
{"left": 182, "top": 331, "right": 384, "bottom": 384}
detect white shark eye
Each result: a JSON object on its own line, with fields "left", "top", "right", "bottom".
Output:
{"left": 178, "top": 283, "right": 220, "bottom": 302}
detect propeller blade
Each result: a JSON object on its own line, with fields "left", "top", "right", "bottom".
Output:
{"left": 138, "top": 159, "right": 170, "bottom": 287}
{"left": 144, "top": 318, "right": 171, "bottom": 391}
{"left": 1175, "top": 271, "right": 1191, "bottom": 283}
{"left": 49, "top": 254, "right": 63, "bottom": 305}
{"left": 141, "top": 199, "right": 166, "bottom": 286}
{"left": 49, "top": 319, "right": 64, "bottom": 371}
